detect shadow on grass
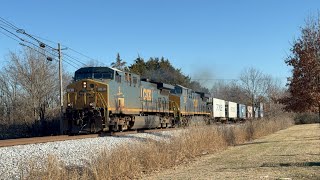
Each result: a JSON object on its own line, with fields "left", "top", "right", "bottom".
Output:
{"left": 266, "top": 154, "right": 298, "bottom": 157}
{"left": 238, "top": 137, "right": 320, "bottom": 147}
{"left": 261, "top": 162, "right": 320, "bottom": 167}
{"left": 235, "top": 141, "right": 270, "bottom": 146}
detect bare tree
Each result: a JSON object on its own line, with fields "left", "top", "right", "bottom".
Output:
{"left": 1, "top": 49, "right": 59, "bottom": 125}
{"left": 0, "top": 71, "right": 19, "bottom": 124}
{"left": 239, "top": 67, "right": 270, "bottom": 117}
{"left": 210, "top": 80, "right": 247, "bottom": 104}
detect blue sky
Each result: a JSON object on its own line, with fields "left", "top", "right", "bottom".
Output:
{"left": 0, "top": 0, "right": 319, "bottom": 87}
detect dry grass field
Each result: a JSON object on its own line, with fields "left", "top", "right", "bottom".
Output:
{"left": 21, "top": 116, "right": 297, "bottom": 179}
{"left": 143, "top": 124, "right": 320, "bottom": 180}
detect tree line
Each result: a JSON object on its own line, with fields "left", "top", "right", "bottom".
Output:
{"left": 0, "top": 49, "right": 72, "bottom": 137}
{"left": 2, "top": 13, "right": 319, "bottom": 137}
{"left": 0, "top": 50, "right": 282, "bottom": 131}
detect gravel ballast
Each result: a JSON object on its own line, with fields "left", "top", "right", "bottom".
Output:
{"left": 0, "top": 130, "right": 182, "bottom": 179}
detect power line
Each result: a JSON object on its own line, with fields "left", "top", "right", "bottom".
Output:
{"left": 62, "top": 56, "right": 84, "bottom": 68}
{"left": 191, "top": 79, "right": 240, "bottom": 81}
{"left": 1, "top": 16, "right": 103, "bottom": 71}
{"left": 19, "top": 43, "right": 52, "bottom": 59}
{"left": 0, "top": 26, "right": 25, "bottom": 42}
{"left": 27, "top": 33, "right": 57, "bottom": 44}
{"left": 19, "top": 43, "right": 79, "bottom": 69}
{"left": 67, "top": 47, "right": 98, "bottom": 62}
{"left": 0, "top": 22, "right": 16, "bottom": 31}
{"left": 26, "top": 33, "right": 94, "bottom": 66}
{"left": 27, "top": 32, "right": 100, "bottom": 63}
{"left": 62, "top": 59, "right": 80, "bottom": 69}
{"left": 0, "top": 29, "right": 21, "bottom": 43}
{"left": 62, "top": 53, "right": 86, "bottom": 66}
{"left": 191, "top": 77, "right": 288, "bottom": 82}
{"left": 0, "top": 17, "right": 19, "bottom": 31}
{"left": 0, "top": 23, "right": 55, "bottom": 57}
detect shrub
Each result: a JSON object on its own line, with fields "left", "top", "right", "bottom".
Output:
{"left": 294, "top": 113, "right": 320, "bottom": 124}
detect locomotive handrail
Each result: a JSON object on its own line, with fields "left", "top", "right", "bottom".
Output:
{"left": 97, "top": 91, "right": 110, "bottom": 130}
{"left": 97, "top": 92, "right": 108, "bottom": 108}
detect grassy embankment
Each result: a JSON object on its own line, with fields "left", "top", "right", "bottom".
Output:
{"left": 23, "top": 115, "right": 293, "bottom": 179}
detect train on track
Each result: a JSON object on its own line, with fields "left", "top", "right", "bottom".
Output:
{"left": 63, "top": 67, "right": 264, "bottom": 134}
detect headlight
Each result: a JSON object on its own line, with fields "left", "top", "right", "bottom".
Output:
{"left": 67, "top": 103, "right": 73, "bottom": 107}
{"left": 83, "top": 81, "right": 87, "bottom": 88}
{"left": 89, "top": 102, "right": 95, "bottom": 107}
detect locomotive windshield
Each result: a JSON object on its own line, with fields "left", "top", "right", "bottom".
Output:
{"left": 74, "top": 67, "right": 114, "bottom": 81}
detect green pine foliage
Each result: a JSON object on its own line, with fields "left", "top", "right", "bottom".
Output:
{"left": 129, "top": 56, "right": 209, "bottom": 93}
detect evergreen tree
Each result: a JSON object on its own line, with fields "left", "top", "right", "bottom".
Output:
{"left": 129, "top": 56, "right": 209, "bottom": 93}
{"left": 110, "top": 53, "right": 127, "bottom": 71}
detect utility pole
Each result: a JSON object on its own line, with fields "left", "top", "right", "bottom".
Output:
{"left": 58, "top": 43, "right": 64, "bottom": 134}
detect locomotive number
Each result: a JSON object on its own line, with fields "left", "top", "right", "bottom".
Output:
{"left": 216, "top": 104, "right": 223, "bottom": 112}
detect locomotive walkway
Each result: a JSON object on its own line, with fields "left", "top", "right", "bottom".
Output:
{"left": 144, "top": 124, "right": 320, "bottom": 180}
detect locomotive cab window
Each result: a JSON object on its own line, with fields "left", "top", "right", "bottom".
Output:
{"left": 94, "top": 72, "right": 113, "bottom": 79}
{"left": 133, "top": 77, "right": 138, "bottom": 87}
{"left": 94, "top": 73, "right": 102, "bottom": 79}
{"left": 125, "top": 73, "right": 129, "bottom": 82}
{"left": 115, "top": 72, "right": 121, "bottom": 83}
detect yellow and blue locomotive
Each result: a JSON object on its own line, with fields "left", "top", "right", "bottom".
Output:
{"left": 64, "top": 67, "right": 180, "bottom": 133}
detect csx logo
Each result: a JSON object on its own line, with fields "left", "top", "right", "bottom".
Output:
{"left": 193, "top": 99, "right": 198, "bottom": 108}
{"left": 143, "top": 89, "right": 152, "bottom": 101}
{"left": 216, "top": 104, "right": 223, "bottom": 111}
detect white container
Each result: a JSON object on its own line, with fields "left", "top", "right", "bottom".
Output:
{"left": 226, "top": 101, "right": 237, "bottom": 119}
{"left": 212, "top": 98, "right": 225, "bottom": 118}
{"left": 247, "top": 106, "right": 253, "bottom": 119}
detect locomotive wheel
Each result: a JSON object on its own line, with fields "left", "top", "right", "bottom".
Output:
{"left": 118, "top": 125, "right": 123, "bottom": 132}
{"left": 90, "top": 123, "right": 96, "bottom": 133}
{"left": 111, "top": 125, "right": 118, "bottom": 132}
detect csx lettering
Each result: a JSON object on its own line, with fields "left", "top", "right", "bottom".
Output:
{"left": 143, "top": 89, "right": 152, "bottom": 101}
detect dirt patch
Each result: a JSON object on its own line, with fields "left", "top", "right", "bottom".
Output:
{"left": 143, "top": 124, "right": 320, "bottom": 180}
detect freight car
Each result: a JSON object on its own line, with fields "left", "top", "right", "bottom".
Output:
{"left": 207, "top": 98, "right": 226, "bottom": 123}
{"left": 246, "top": 106, "right": 253, "bottom": 119}
{"left": 225, "top": 101, "right": 237, "bottom": 122}
{"left": 64, "top": 66, "right": 264, "bottom": 134}
{"left": 237, "top": 104, "right": 246, "bottom": 121}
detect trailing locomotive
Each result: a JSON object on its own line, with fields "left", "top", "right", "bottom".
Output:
{"left": 63, "top": 67, "right": 263, "bottom": 134}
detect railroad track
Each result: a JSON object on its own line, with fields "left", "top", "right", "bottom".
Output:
{"left": 0, "top": 134, "right": 99, "bottom": 148}
{"left": 0, "top": 128, "right": 177, "bottom": 148}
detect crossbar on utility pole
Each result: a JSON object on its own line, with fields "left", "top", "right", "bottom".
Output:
{"left": 58, "top": 43, "right": 63, "bottom": 134}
